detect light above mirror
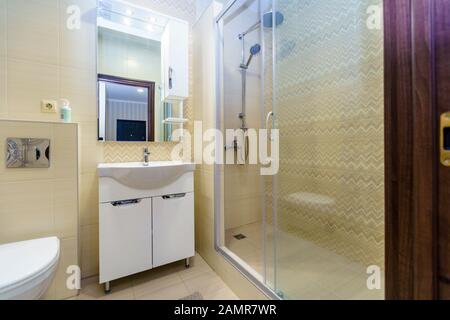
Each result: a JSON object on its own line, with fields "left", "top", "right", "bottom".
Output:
{"left": 98, "top": 0, "right": 169, "bottom": 42}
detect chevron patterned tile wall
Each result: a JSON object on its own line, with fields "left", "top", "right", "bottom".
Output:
{"left": 102, "top": 142, "right": 178, "bottom": 163}
{"left": 267, "top": 0, "right": 385, "bottom": 268}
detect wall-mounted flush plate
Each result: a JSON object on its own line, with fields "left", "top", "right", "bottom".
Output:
{"left": 41, "top": 100, "right": 57, "bottom": 114}
{"left": 6, "top": 138, "right": 51, "bottom": 168}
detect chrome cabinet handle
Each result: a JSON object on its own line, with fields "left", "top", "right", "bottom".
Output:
{"left": 168, "top": 67, "right": 173, "bottom": 90}
{"left": 162, "top": 193, "right": 186, "bottom": 200}
{"left": 111, "top": 199, "right": 141, "bottom": 207}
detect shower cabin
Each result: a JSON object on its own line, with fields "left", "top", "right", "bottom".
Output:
{"left": 214, "top": 0, "right": 385, "bottom": 300}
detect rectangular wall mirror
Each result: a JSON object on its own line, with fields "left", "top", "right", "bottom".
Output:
{"left": 97, "top": 0, "right": 189, "bottom": 143}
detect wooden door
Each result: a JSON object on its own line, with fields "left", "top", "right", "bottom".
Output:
{"left": 385, "top": 0, "right": 449, "bottom": 300}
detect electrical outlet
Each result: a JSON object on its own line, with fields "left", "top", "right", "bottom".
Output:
{"left": 41, "top": 100, "right": 57, "bottom": 114}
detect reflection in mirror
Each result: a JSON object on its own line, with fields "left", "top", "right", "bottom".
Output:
{"left": 97, "top": 0, "right": 184, "bottom": 142}
{"left": 98, "top": 75, "right": 154, "bottom": 142}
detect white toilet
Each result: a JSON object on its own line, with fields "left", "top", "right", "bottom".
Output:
{"left": 0, "top": 237, "right": 60, "bottom": 300}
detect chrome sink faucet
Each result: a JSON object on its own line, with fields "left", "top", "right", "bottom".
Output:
{"left": 143, "top": 147, "right": 151, "bottom": 166}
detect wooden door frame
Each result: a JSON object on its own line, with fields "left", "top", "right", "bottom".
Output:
{"left": 434, "top": 0, "right": 450, "bottom": 299}
{"left": 384, "top": 0, "right": 443, "bottom": 299}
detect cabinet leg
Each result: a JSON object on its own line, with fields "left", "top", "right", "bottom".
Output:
{"left": 104, "top": 282, "right": 111, "bottom": 294}
{"left": 185, "top": 258, "right": 190, "bottom": 269}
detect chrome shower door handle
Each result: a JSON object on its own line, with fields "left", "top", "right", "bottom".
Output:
{"left": 266, "top": 111, "right": 275, "bottom": 141}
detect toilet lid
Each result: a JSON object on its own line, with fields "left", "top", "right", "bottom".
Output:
{"left": 0, "top": 237, "right": 60, "bottom": 292}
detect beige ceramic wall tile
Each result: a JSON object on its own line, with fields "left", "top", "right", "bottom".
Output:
{"left": 6, "top": 0, "right": 59, "bottom": 65}
{"left": 80, "top": 223, "right": 99, "bottom": 278}
{"left": 194, "top": 195, "right": 214, "bottom": 251}
{"left": 79, "top": 172, "right": 99, "bottom": 226}
{"left": 0, "top": 0, "right": 5, "bottom": 57}
{"left": 79, "top": 122, "right": 103, "bottom": 175}
{"left": 197, "top": 168, "right": 214, "bottom": 198}
{"left": 54, "top": 237, "right": 79, "bottom": 299}
{"left": 53, "top": 179, "right": 78, "bottom": 239}
{"left": 59, "top": 0, "right": 97, "bottom": 71}
{"left": 225, "top": 196, "right": 262, "bottom": 230}
{"left": 41, "top": 279, "right": 56, "bottom": 300}
{"left": 52, "top": 123, "right": 78, "bottom": 180}
{"left": 0, "top": 56, "right": 7, "bottom": 117}
{"left": 7, "top": 58, "right": 59, "bottom": 120}
{"left": 0, "top": 180, "right": 54, "bottom": 244}
{"left": 43, "top": 237, "right": 79, "bottom": 300}
{"left": 224, "top": 167, "right": 264, "bottom": 199}
{"left": 59, "top": 67, "right": 97, "bottom": 123}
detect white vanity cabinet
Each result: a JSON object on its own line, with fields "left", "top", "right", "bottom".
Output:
{"left": 98, "top": 164, "right": 195, "bottom": 290}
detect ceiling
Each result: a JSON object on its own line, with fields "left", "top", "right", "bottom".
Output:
{"left": 105, "top": 82, "right": 148, "bottom": 103}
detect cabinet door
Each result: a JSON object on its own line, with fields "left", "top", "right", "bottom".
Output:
{"left": 161, "top": 19, "right": 189, "bottom": 100}
{"left": 153, "top": 193, "right": 194, "bottom": 268}
{"left": 99, "top": 198, "right": 152, "bottom": 283}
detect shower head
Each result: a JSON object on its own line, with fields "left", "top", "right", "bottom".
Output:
{"left": 250, "top": 44, "right": 261, "bottom": 56}
{"left": 263, "top": 11, "right": 284, "bottom": 28}
{"left": 239, "top": 11, "right": 285, "bottom": 40}
{"left": 244, "top": 44, "right": 261, "bottom": 68}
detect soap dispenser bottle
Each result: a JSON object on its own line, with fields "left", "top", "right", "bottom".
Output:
{"left": 60, "top": 99, "right": 72, "bottom": 123}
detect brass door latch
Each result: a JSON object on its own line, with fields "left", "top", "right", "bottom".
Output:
{"left": 441, "top": 112, "right": 450, "bottom": 167}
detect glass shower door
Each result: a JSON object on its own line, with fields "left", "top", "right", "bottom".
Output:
{"left": 271, "top": 0, "right": 385, "bottom": 300}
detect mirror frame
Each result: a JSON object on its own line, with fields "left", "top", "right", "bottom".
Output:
{"left": 98, "top": 74, "right": 156, "bottom": 142}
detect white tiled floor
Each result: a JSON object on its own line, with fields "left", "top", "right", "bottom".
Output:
{"left": 73, "top": 253, "right": 239, "bottom": 300}
{"left": 226, "top": 222, "right": 385, "bottom": 300}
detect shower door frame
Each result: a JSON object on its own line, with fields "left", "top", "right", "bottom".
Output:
{"left": 213, "top": 0, "right": 280, "bottom": 300}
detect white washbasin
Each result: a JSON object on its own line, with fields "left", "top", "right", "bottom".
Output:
{"left": 97, "top": 161, "right": 196, "bottom": 190}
